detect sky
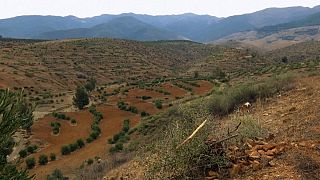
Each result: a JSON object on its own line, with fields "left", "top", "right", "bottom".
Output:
{"left": 1, "top": 0, "right": 320, "bottom": 19}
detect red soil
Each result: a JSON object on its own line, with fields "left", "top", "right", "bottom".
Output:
{"left": 28, "top": 81, "right": 212, "bottom": 179}
{"left": 29, "top": 106, "right": 140, "bottom": 180}
{"left": 193, "top": 80, "right": 213, "bottom": 95}
{"left": 127, "top": 88, "right": 167, "bottom": 100}
{"left": 161, "top": 83, "right": 187, "bottom": 98}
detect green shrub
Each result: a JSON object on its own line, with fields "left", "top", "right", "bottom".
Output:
{"left": 86, "top": 136, "right": 94, "bottom": 143}
{"left": 141, "top": 111, "right": 150, "bottom": 117}
{"left": 61, "top": 145, "right": 71, "bottom": 155}
{"left": 69, "top": 143, "right": 79, "bottom": 152}
{"left": 115, "top": 143, "right": 123, "bottom": 151}
{"left": 128, "top": 106, "right": 138, "bottom": 113}
{"left": 71, "top": 119, "right": 77, "bottom": 124}
{"left": 50, "top": 153, "right": 56, "bottom": 161}
{"left": 27, "top": 145, "right": 38, "bottom": 154}
{"left": 46, "top": 169, "right": 68, "bottom": 180}
{"left": 38, "top": 154, "right": 48, "bottom": 165}
{"left": 109, "top": 143, "right": 123, "bottom": 153}
{"left": 87, "top": 158, "right": 94, "bottom": 165}
{"left": 26, "top": 157, "right": 36, "bottom": 169}
{"left": 122, "top": 119, "right": 130, "bottom": 133}
{"left": 141, "top": 96, "right": 152, "bottom": 100}
{"left": 209, "top": 74, "right": 295, "bottom": 116}
{"left": 19, "top": 149, "right": 28, "bottom": 158}
{"left": 76, "top": 139, "right": 85, "bottom": 148}
{"left": 154, "top": 100, "right": 163, "bottom": 109}
{"left": 89, "top": 131, "right": 100, "bottom": 140}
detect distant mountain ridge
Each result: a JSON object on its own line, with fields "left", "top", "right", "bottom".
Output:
{"left": 0, "top": 5, "right": 320, "bottom": 42}
{"left": 38, "top": 16, "right": 184, "bottom": 41}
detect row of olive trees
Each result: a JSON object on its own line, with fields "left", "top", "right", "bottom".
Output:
{"left": 0, "top": 89, "right": 34, "bottom": 179}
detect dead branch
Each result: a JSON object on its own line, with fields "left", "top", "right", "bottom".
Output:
{"left": 206, "top": 134, "right": 239, "bottom": 145}
{"left": 228, "top": 122, "right": 242, "bottom": 135}
{"left": 176, "top": 118, "right": 208, "bottom": 149}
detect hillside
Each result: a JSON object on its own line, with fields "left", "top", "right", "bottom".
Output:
{"left": 0, "top": 38, "right": 221, "bottom": 92}
{"left": 214, "top": 11, "right": 320, "bottom": 51}
{"left": 38, "top": 17, "right": 183, "bottom": 41}
{"left": 257, "top": 12, "right": 320, "bottom": 37}
{"left": 1, "top": 37, "right": 320, "bottom": 179}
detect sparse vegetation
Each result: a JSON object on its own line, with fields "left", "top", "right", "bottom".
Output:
{"left": 61, "top": 146, "right": 71, "bottom": 155}
{"left": 38, "top": 154, "right": 49, "bottom": 165}
{"left": 209, "top": 74, "right": 294, "bottom": 116}
{"left": 50, "top": 153, "right": 56, "bottom": 161}
{"left": 50, "top": 122, "right": 61, "bottom": 135}
{"left": 46, "top": 169, "right": 68, "bottom": 180}
{"left": 26, "top": 157, "right": 36, "bottom": 169}
{"left": 154, "top": 99, "right": 163, "bottom": 109}
{"left": 87, "top": 105, "right": 103, "bottom": 143}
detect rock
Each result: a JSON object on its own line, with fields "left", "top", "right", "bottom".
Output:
{"left": 252, "top": 160, "right": 262, "bottom": 171}
{"left": 269, "top": 160, "right": 277, "bottom": 167}
{"left": 253, "top": 145, "right": 264, "bottom": 151}
{"left": 265, "top": 150, "right": 274, "bottom": 156}
{"left": 258, "top": 150, "right": 265, "bottom": 155}
{"left": 298, "top": 142, "right": 307, "bottom": 147}
{"left": 262, "top": 144, "right": 276, "bottom": 151}
{"left": 229, "top": 164, "right": 242, "bottom": 177}
{"left": 208, "top": 171, "right": 219, "bottom": 178}
{"left": 229, "top": 145, "right": 240, "bottom": 152}
{"left": 289, "top": 107, "right": 297, "bottom": 112}
{"left": 245, "top": 142, "right": 253, "bottom": 149}
{"left": 249, "top": 151, "right": 260, "bottom": 159}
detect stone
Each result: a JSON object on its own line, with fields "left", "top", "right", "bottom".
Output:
{"left": 298, "top": 142, "right": 307, "bottom": 147}
{"left": 262, "top": 144, "right": 276, "bottom": 151}
{"left": 258, "top": 150, "right": 265, "bottom": 155}
{"left": 249, "top": 150, "right": 260, "bottom": 159}
{"left": 229, "top": 164, "right": 242, "bottom": 177}
{"left": 269, "top": 160, "right": 277, "bottom": 167}
{"left": 208, "top": 171, "right": 219, "bottom": 178}
{"left": 252, "top": 160, "right": 262, "bottom": 171}
{"left": 265, "top": 150, "right": 275, "bottom": 156}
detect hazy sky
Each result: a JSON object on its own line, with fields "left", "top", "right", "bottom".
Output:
{"left": 1, "top": 0, "right": 320, "bottom": 19}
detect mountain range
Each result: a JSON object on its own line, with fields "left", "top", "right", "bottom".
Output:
{"left": 0, "top": 5, "right": 320, "bottom": 42}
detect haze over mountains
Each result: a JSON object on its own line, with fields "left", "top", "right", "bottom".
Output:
{"left": 1, "top": 5, "right": 320, "bottom": 43}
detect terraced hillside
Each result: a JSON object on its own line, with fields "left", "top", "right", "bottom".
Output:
{"left": 0, "top": 39, "right": 219, "bottom": 91}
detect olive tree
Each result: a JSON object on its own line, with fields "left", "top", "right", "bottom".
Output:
{"left": 0, "top": 89, "right": 34, "bottom": 179}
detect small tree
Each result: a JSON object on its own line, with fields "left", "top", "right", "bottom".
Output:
{"left": 84, "top": 78, "right": 96, "bottom": 92}
{"left": 39, "top": 154, "right": 48, "bottom": 165}
{"left": 76, "top": 139, "right": 85, "bottom": 148}
{"left": 154, "top": 100, "right": 163, "bottom": 109}
{"left": 122, "top": 119, "right": 130, "bottom": 133}
{"left": 19, "top": 149, "right": 28, "bottom": 158}
{"left": 50, "top": 153, "right": 56, "bottom": 161}
{"left": 87, "top": 158, "right": 94, "bottom": 165}
{"left": 26, "top": 157, "right": 36, "bottom": 169}
{"left": 73, "top": 86, "right": 89, "bottom": 110}
{"left": 61, "top": 146, "right": 71, "bottom": 155}
{"left": 194, "top": 71, "right": 199, "bottom": 78}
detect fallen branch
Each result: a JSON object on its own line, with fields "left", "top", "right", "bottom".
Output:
{"left": 227, "top": 122, "right": 242, "bottom": 135}
{"left": 176, "top": 118, "right": 208, "bottom": 149}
